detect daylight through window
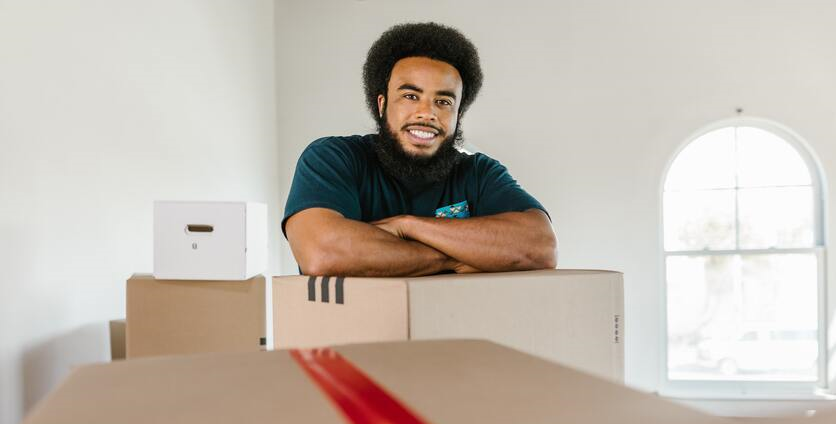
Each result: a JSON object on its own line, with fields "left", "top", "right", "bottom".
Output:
{"left": 664, "top": 123, "right": 824, "bottom": 385}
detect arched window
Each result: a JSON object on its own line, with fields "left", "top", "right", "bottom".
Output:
{"left": 662, "top": 119, "right": 826, "bottom": 396}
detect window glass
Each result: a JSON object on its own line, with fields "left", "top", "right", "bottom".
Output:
{"left": 665, "top": 127, "right": 736, "bottom": 191}
{"left": 664, "top": 123, "right": 822, "bottom": 387}
{"left": 736, "top": 127, "right": 811, "bottom": 188}
{"left": 738, "top": 187, "right": 814, "bottom": 249}
{"left": 667, "top": 253, "right": 818, "bottom": 381}
{"left": 664, "top": 190, "right": 735, "bottom": 251}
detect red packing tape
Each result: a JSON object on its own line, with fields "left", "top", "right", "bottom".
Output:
{"left": 290, "top": 348, "right": 432, "bottom": 424}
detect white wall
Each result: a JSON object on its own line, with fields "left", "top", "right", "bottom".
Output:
{"left": 274, "top": 0, "right": 836, "bottom": 403}
{"left": 0, "top": 1, "right": 278, "bottom": 423}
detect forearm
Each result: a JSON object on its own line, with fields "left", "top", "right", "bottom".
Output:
{"left": 288, "top": 211, "right": 454, "bottom": 277}
{"left": 402, "top": 210, "right": 556, "bottom": 272}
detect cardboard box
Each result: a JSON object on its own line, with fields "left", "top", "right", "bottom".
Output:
{"left": 274, "top": 269, "right": 624, "bottom": 381}
{"left": 108, "top": 319, "right": 126, "bottom": 360}
{"left": 154, "top": 201, "right": 267, "bottom": 280}
{"left": 21, "top": 339, "right": 738, "bottom": 424}
{"left": 126, "top": 274, "right": 266, "bottom": 358}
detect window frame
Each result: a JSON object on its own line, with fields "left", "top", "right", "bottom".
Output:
{"left": 658, "top": 117, "right": 830, "bottom": 399}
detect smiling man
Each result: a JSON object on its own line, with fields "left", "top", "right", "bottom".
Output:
{"left": 283, "top": 22, "right": 557, "bottom": 277}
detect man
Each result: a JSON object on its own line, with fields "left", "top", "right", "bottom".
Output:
{"left": 283, "top": 22, "right": 556, "bottom": 277}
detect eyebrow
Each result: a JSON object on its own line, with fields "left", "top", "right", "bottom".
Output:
{"left": 397, "top": 84, "right": 457, "bottom": 100}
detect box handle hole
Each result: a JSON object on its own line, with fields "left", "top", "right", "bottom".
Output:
{"left": 186, "top": 224, "right": 214, "bottom": 233}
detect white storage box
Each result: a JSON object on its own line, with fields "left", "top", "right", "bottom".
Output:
{"left": 154, "top": 201, "right": 267, "bottom": 280}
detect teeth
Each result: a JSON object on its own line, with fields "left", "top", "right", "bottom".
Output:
{"left": 408, "top": 129, "right": 436, "bottom": 139}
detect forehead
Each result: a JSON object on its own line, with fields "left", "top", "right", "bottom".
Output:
{"left": 388, "top": 57, "right": 463, "bottom": 94}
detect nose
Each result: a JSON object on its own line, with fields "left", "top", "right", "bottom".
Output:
{"left": 414, "top": 98, "right": 437, "bottom": 122}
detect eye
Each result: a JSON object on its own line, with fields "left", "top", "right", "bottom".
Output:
{"left": 436, "top": 99, "right": 453, "bottom": 107}
{"left": 403, "top": 93, "right": 418, "bottom": 100}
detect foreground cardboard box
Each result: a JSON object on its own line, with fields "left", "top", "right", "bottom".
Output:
{"left": 23, "top": 339, "right": 740, "bottom": 424}
{"left": 126, "top": 274, "right": 265, "bottom": 358}
{"left": 274, "top": 269, "right": 624, "bottom": 381}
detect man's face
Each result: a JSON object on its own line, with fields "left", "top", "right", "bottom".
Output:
{"left": 377, "top": 57, "right": 463, "bottom": 158}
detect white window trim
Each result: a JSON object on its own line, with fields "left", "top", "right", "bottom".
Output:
{"left": 657, "top": 117, "right": 831, "bottom": 400}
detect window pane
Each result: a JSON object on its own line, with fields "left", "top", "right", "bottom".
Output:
{"left": 665, "top": 128, "right": 736, "bottom": 191}
{"left": 667, "top": 253, "right": 818, "bottom": 381}
{"left": 738, "top": 187, "right": 814, "bottom": 249}
{"left": 737, "top": 127, "right": 812, "bottom": 188}
{"left": 664, "top": 190, "right": 735, "bottom": 251}
{"left": 667, "top": 255, "right": 736, "bottom": 377}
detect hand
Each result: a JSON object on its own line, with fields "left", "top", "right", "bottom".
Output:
{"left": 371, "top": 215, "right": 412, "bottom": 239}
{"left": 452, "top": 262, "right": 482, "bottom": 274}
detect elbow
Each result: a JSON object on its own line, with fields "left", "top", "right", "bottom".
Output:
{"left": 531, "top": 246, "right": 557, "bottom": 270}
{"left": 300, "top": 252, "right": 350, "bottom": 276}
{"left": 543, "top": 226, "right": 558, "bottom": 268}
{"left": 299, "top": 257, "right": 329, "bottom": 277}
{"left": 544, "top": 250, "right": 558, "bottom": 269}
{"left": 297, "top": 247, "right": 343, "bottom": 276}
{"left": 286, "top": 211, "right": 350, "bottom": 276}
{"left": 523, "top": 230, "right": 558, "bottom": 270}
{"left": 291, "top": 237, "right": 340, "bottom": 277}
{"left": 537, "top": 248, "right": 557, "bottom": 269}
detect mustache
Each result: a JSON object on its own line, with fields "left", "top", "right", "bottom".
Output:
{"left": 401, "top": 122, "right": 444, "bottom": 135}
{"left": 373, "top": 118, "right": 463, "bottom": 185}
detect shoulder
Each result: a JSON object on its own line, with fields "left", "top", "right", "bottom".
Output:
{"left": 456, "top": 152, "right": 521, "bottom": 190}
{"left": 464, "top": 152, "right": 508, "bottom": 174}
{"left": 302, "top": 134, "right": 372, "bottom": 158}
{"left": 298, "top": 134, "right": 376, "bottom": 169}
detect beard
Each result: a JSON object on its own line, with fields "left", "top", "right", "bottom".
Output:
{"left": 372, "top": 108, "right": 464, "bottom": 187}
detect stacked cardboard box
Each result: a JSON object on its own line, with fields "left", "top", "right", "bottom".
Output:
{"left": 108, "top": 319, "right": 126, "bottom": 360}
{"left": 128, "top": 201, "right": 269, "bottom": 358}
{"left": 153, "top": 201, "right": 268, "bottom": 281}
{"left": 274, "top": 269, "right": 624, "bottom": 381}
{"left": 126, "top": 274, "right": 266, "bottom": 358}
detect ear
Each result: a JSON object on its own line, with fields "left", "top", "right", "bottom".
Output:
{"left": 377, "top": 94, "right": 385, "bottom": 118}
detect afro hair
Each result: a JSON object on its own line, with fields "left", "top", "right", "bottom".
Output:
{"left": 363, "top": 22, "right": 483, "bottom": 119}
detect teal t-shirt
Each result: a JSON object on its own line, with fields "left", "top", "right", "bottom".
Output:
{"left": 282, "top": 135, "right": 548, "bottom": 237}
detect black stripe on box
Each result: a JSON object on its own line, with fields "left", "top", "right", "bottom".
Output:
{"left": 321, "top": 276, "right": 330, "bottom": 303}
{"left": 335, "top": 277, "right": 344, "bottom": 304}
{"left": 307, "top": 276, "right": 316, "bottom": 301}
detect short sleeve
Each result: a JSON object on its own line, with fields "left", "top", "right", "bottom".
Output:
{"left": 473, "top": 154, "right": 550, "bottom": 219}
{"left": 282, "top": 138, "right": 363, "bottom": 238}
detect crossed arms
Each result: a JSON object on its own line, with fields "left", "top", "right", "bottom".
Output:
{"left": 285, "top": 207, "right": 557, "bottom": 277}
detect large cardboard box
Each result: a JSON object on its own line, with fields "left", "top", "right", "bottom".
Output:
{"left": 126, "top": 274, "right": 266, "bottom": 358}
{"left": 274, "top": 269, "right": 624, "bottom": 381}
{"left": 153, "top": 201, "right": 267, "bottom": 280}
{"left": 22, "top": 339, "right": 737, "bottom": 424}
